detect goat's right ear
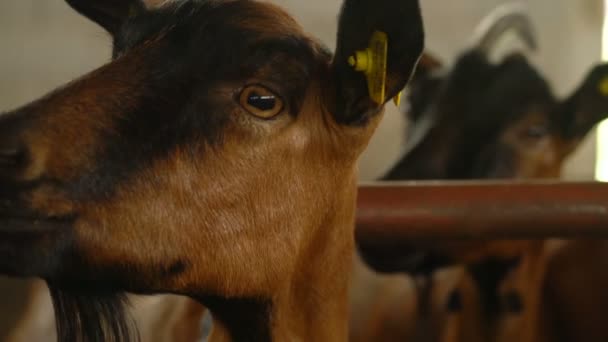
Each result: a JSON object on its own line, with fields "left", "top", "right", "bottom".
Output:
{"left": 333, "top": 0, "right": 425, "bottom": 124}
{"left": 66, "top": 0, "right": 144, "bottom": 37}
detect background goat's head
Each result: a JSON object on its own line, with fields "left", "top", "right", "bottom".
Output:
{"left": 382, "top": 60, "right": 608, "bottom": 271}
{"left": 0, "top": 0, "right": 424, "bottom": 340}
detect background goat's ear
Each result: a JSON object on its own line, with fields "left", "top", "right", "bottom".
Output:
{"left": 333, "top": 0, "right": 425, "bottom": 124}
{"left": 556, "top": 64, "right": 608, "bottom": 147}
{"left": 66, "top": 0, "right": 143, "bottom": 37}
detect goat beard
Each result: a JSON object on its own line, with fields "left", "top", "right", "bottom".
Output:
{"left": 48, "top": 284, "right": 139, "bottom": 342}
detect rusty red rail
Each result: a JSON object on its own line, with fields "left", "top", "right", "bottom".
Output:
{"left": 355, "top": 181, "right": 608, "bottom": 243}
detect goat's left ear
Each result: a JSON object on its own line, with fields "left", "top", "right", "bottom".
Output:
{"left": 333, "top": 0, "right": 425, "bottom": 124}
{"left": 66, "top": 0, "right": 144, "bottom": 37}
{"left": 556, "top": 64, "right": 608, "bottom": 144}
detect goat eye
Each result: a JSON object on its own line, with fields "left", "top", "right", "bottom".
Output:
{"left": 239, "top": 85, "right": 284, "bottom": 119}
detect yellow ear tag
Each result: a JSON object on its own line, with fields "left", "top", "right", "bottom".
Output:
{"left": 348, "top": 31, "right": 388, "bottom": 105}
{"left": 599, "top": 76, "right": 608, "bottom": 96}
{"left": 393, "top": 91, "right": 403, "bottom": 107}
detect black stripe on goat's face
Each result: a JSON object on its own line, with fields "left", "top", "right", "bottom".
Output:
{"left": 429, "top": 52, "right": 559, "bottom": 179}
{"left": 0, "top": 0, "right": 425, "bottom": 300}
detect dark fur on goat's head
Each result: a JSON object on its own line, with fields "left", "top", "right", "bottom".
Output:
{"left": 389, "top": 6, "right": 608, "bottom": 182}
{"left": 388, "top": 51, "right": 566, "bottom": 181}
{"left": 0, "top": 0, "right": 424, "bottom": 341}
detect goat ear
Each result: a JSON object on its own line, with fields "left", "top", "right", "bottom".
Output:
{"left": 333, "top": 0, "right": 425, "bottom": 124}
{"left": 66, "top": 0, "right": 144, "bottom": 37}
{"left": 556, "top": 64, "right": 608, "bottom": 147}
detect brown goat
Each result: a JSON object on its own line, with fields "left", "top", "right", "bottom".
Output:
{"left": 480, "top": 238, "right": 608, "bottom": 342}
{"left": 0, "top": 0, "right": 424, "bottom": 341}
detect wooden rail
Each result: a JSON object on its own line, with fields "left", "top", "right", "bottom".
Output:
{"left": 356, "top": 181, "right": 608, "bottom": 245}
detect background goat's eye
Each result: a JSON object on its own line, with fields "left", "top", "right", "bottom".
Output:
{"left": 239, "top": 85, "right": 284, "bottom": 119}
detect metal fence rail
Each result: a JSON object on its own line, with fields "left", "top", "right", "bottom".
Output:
{"left": 356, "top": 181, "right": 608, "bottom": 245}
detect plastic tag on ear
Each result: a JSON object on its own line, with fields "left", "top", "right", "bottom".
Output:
{"left": 393, "top": 91, "right": 403, "bottom": 107}
{"left": 348, "top": 31, "right": 388, "bottom": 104}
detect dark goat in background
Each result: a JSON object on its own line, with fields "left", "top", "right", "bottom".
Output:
{"left": 353, "top": 5, "right": 608, "bottom": 342}
{"left": 359, "top": 6, "right": 608, "bottom": 274}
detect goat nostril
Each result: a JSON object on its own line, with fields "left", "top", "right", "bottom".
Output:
{"left": 0, "top": 147, "right": 24, "bottom": 168}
